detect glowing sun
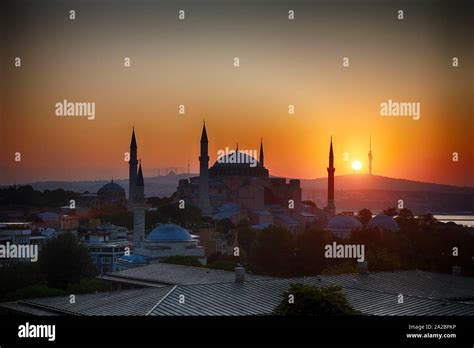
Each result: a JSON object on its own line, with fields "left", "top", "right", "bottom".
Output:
{"left": 352, "top": 160, "right": 362, "bottom": 171}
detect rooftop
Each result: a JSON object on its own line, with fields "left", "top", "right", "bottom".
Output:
{"left": 99, "top": 262, "right": 272, "bottom": 286}
{"left": 2, "top": 270, "right": 474, "bottom": 316}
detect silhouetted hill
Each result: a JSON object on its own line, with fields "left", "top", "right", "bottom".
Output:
{"left": 22, "top": 173, "right": 195, "bottom": 198}
{"left": 301, "top": 174, "right": 474, "bottom": 194}
{"left": 301, "top": 175, "right": 474, "bottom": 214}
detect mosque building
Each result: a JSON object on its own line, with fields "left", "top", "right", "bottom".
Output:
{"left": 176, "top": 123, "right": 332, "bottom": 233}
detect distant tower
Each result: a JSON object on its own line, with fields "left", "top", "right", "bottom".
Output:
{"left": 129, "top": 127, "right": 138, "bottom": 203}
{"left": 368, "top": 136, "right": 373, "bottom": 175}
{"left": 199, "top": 122, "right": 212, "bottom": 216}
{"left": 325, "top": 137, "right": 336, "bottom": 215}
{"left": 259, "top": 138, "right": 264, "bottom": 167}
{"left": 133, "top": 161, "right": 145, "bottom": 246}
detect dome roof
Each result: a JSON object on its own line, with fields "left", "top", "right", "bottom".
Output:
{"left": 119, "top": 254, "right": 147, "bottom": 264}
{"left": 214, "top": 151, "right": 259, "bottom": 168}
{"left": 368, "top": 215, "right": 399, "bottom": 231}
{"left": 146, "top": 223, "right": 194, "bottom": 242}
{"left": 209, "top": 151, "right": 269, "bottom": 177}
{"left": 327, "top": 215, "right": 362, "bottom": 231}
{"left": 97, "top": 180, "right": 125, "bottom": 196}
{"left": 100, "top": 180, "right": 123, "bottom": 191}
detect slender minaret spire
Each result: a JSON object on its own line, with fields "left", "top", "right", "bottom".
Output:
{"left": 325, "top": 137, "right": 336, "bottom": 215}
{"left": 236, "top": 142, "right": 239, "bottom": 152}
{"left": 199, "top": 122, "right": 212, "bottom": 215}
{"left": 133, "top": 160, "right": 145, "bottom": 247}
{"left": 135, "top": 160, "right": 145, "bottom": 198}
{"left": 368, "top": 136, "right": 373, "bottom": 175}
{"left": 129, "top": 127, "right": 138, "bottom": 203}
{"left": 259, "top": 138, "right": 264, "bottom": 167}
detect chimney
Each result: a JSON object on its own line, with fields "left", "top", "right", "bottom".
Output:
{"left": 358, "top": 261, "right": 368, "bottom": 275}
{"left": 452, "top": 266, "right": 462, "bottom": 276}
{"left": 234, "top": 265, "right": 245, "bottom": 283}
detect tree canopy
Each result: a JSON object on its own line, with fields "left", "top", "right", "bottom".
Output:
{"left": 274, "top": 284, "right": 358, "bottom": 316}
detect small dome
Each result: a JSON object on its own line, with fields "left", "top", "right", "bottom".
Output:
{"left": 97, "top": 180, "right": 125, "bottom": 196}
{"left": 327, "top": 215, "right": 362, "bottom": 231}
{"left": 368, "top": 215, "right": 399, "bottom": 231}
{"left": 146, "top": 223, "right": 194, "bottom": 242}
{"left": 119, "top": 254, "right": 147, "bottom": 264}
{"left": 101, "top": 181, "right": 122, "bottom": 190}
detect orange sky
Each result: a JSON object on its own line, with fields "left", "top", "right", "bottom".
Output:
{"left": 1, "top": 0, "right": 472, "bottom": 186}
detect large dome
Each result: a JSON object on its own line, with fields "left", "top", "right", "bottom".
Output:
{"left": 214, "top": 151, "right": 259, "bottom": 168}
{"left": 368, "top": 215, "right": 399, "bottom": 231}
{"left": 97, "top": 180, "right": 125, "bottom": 197}
{"left": 146, "top": 224, "right": 194, "bottom": 242}
{"left": 327, "top": 215, "right": 362, "bottom": 231}
{"left": 210, "top": 151, "right": 269, "bottom": 177}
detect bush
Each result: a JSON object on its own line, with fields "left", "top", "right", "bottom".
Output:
{"left": 161, "top": 256, "right": 203, "bottom": 267}
{"left": 4, "top": 284, "right": 67, "bottom": 301}
{"left": 274, "top": 284, "right": 358, "bottom": 316}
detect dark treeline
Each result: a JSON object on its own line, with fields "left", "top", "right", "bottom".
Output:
{"left": 0, "top": 185, "right": 80, "bottom": 208}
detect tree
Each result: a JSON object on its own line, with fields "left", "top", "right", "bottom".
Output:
{"left": 155, "top": 202, "right": 202, "bottom": 228}
{"left": 237, "top": 225, "right": 257, "bottom": 255}
{"left": 274, "top": 284, "right": 358, "bottom": 316}
{"left": 216, "top": 218, "right": 234, "bottom": 234}
{"left": 356, "top": 208, "right": 373, "bottom": 227}
{"left": 161, "top": 256, "right": 203, "bottom": 267}
{"left": 39, "top": 234, "right": 96, "bottom": 289}
{"left": 366, "top": 248, "right": 401, "bottom": 271}
{"left": 418, "top": 214, "right": 437, "bottom": 226}
{"left": 294, "top": 228, "right": 332, "bottom": 275}
{"left": 249, "top": 225, "right": 295, "bottom": 276}
{"left": 382, "top": 207, "right": 398, "bottom": 216}
{"left": 398, "top": 208, "right": 414, "bottom": 220}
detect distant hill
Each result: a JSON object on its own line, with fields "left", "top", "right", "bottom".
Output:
{"left": 300, "top": 174, "right": 474, "bottom": 194}
{"left": 301, "top": 175, "right": 474, "bottom": 214}
{"left": 8, "top": 173, "right": 473, "bottom": 214}
{"left": 23, "top": 173, "right": 195, "bottom": 198}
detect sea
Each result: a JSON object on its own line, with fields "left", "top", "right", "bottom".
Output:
{"left": 433, "top": 215, "right": 474, "bottom": 227}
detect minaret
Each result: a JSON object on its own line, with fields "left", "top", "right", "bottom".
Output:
{"left": 368, "top": 136, "right": 373, "bottom": 175}
{"left": 135, "top": 160, "right": 144, "bottom": 200}
{"left": 199, "top": 122, "right": 212, "bottom": 216}
{"left": 259, "top": 138, "right": 264, "bottom": 167}
{"left": 325, "top": 137, "right": 336, "bottom": 215}
{"left": 129, "top": 127, "right": 138, "bottom": 203}
{"left": 133, "top": 161, "right": 145, "bottom": 246}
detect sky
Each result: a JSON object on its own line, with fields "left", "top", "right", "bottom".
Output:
{"left": 1, "top": 0, "right": 473, "bottom": 186}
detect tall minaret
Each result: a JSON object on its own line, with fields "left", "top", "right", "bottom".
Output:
{"left": 368, "top": 136, "right": 373, "bottom": 175}
{"left": 129, "top": 127, "right": 138, "bottom": 203}
{"left": 133, "top": 161, "right": 145, "bottom": 246}
{"left": 325, "top": 137, "right": 336, "bottom": 215}
{"left": 259, "top": 138, "right": 264, "bottom": 167}
{"left": 199, "top": 122, "right": 212, "bottom": 216}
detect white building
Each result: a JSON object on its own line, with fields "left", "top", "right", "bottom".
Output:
{"left": 127, "top": 223, "right": 206, "bottom": 266}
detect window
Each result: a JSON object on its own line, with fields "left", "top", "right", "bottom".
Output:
{"left": 101, "top": 257, "right": 111, "bottom": 264}
{"left": 91, "top": 257, "right": 97, "bottom": 263}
